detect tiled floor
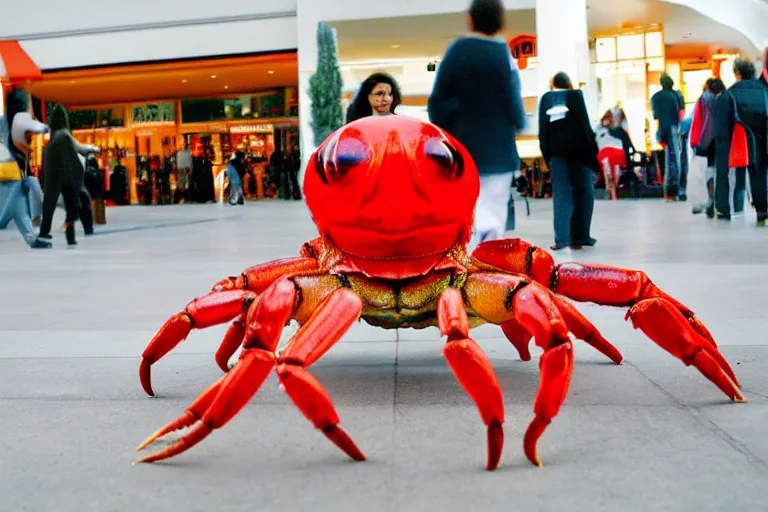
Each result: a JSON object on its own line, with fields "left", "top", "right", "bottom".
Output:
{"left": 1, "top": 198, "right": 766, "bottom": 511}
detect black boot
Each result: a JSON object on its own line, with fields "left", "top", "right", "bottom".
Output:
{"left": 65, "top": 222, "right": 77, "bottom": 246}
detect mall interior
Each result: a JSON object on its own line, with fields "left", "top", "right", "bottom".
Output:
{"left": 1, "top": 0, "right": 766, "bottom": 205}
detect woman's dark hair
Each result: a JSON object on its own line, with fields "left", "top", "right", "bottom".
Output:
{"left": 732, "top": 58, "right": 756, "bottom": 80}
{"left": 6, "top": 88, "right": 29, "bottom": 130}
{"left": 706, "top": 78, "right": 726, "bottom": 95}
{"left": 48, "top": 104, "right": 71, "bottom": 132}
{"left": 469, "top": 0, "right": 505, "bottom": 36}
{"left": 552, "top": 72, "right": 573, "bottom": 90}
{"left": 345, "top": 72, "right": 402, "bottom": 124}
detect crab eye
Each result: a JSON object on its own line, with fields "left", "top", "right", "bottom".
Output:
{"left": 315, "top": 135, "right": 371, "bottom": 184}
{"left": 425, "top": 137, "right": 463, "bottom": 179}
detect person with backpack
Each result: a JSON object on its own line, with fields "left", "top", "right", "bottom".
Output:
{"left": 538, "top": 72, "right": 600, "bottom": 250}
{"left": 0, "top": 88, "right": 51, "bottom": 249}
{"left": 714, "top": 58, "right": 768, "bottom": 226}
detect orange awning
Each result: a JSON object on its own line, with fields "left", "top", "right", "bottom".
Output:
{"left": 0, "top": 41, "right": 42, "bottom": 83}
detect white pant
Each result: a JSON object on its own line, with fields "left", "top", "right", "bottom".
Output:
{"left": 686, "top": 142, "right": 710, "bottom": 209}
{"left": 469, "top": 172, "right": 514, "bottom": 252}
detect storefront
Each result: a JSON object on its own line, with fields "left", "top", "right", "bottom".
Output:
{"left": 19, "top": 52, "right": 299, "bottom": 204}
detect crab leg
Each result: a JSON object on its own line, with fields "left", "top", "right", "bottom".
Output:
{"left": 140, "top": 290, "right": 256, "bottom": 396}
{"left": 137, "top": 282, "right": 366, "bottom": 464}
{"left": 276, "top": 288, "right": 365, "bottom": 461}
{"left": 214, "top": 316, "right": 246, "bottom": 373}
{"left": 140, "top": 257, "right": 319, "bottom": 396}
{"left": 136, "top": 278, "right": 297, "bottom": 463}
{"left": 438, "top": 288, "right": 504, "bottom": 470}
{"left": 210, "top": 256, "right": 319, "bottom": 292}
{"left": 500, "top": 298, "right": 622, "bottom": 365}
{"left": 627, "top": 299, "right": 745, "bottom": 402}
{"left": 500, "top": 319, "right": 533, "bottom": 361}
{"left": 463, "top": 273, "right": 574, "bottom": 467}
{"left": 553, "top": 297, "right": 623, "bottom": 364}
{"left": 471, "top": 239, "right": 740, "bottom": 387}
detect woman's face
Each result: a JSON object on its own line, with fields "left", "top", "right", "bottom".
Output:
{"left": 368, "top": 82, "right": 394, "bottom": 115}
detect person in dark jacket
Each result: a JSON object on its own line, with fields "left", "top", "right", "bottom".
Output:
{"left": 651, "top": 73, "right": 685, "bottom": 201}
{"left": 346, "top": 73, "right": 402, "bottom": 124}
{"left": 538, "top": 72, "right": 599, "bottom": 250}
{"left": 39, "top": 104, "right": 99, "bottom": 245}
{"left": 714, "top": 58, "right": 768, "bottom": 225}
{"left": 428, "top": 0, "right": 526, "bottom": 246}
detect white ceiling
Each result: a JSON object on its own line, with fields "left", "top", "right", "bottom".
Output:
{"left": 329, "top": 0, "right": 754, "bottom": 62}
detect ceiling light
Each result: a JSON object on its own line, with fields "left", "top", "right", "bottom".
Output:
{"left": 210, "top": 75, "right": 217, "bottom": 79}
{"left": 182, "top": 79, "right": 188, "bottom": 83}
{"left": 224, "top": 85, "right": 229, "bottom": 89}
{"left": 268, "top": 70, "right": 275, "bottom": 74}
{"left": 391, "top": 44, "right": 401, "bottom": 48}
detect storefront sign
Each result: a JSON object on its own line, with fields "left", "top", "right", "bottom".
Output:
{"left": 132, "top": 102, "right": 176, "bottom": 124}
{"left": 230, "top": 123, "right": 274, "bottom": 134}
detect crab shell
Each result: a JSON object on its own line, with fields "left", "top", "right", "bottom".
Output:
{"left": 303, "top": 116, "right": 480, "bottom": 280}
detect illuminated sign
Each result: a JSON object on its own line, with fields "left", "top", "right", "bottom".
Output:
{"left": 230, "top": 123, "right": 274, "bottom": 133}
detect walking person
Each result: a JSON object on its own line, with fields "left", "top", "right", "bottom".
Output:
{"left": 714, "top": 58, "right": 768, "bottom": 225}
{"left": 225, "top": 151, "right": 245, "bottom": 206}
{"left": 688, "top": 78, "right": 726, "bottom": 216}
{"left": 428, "top": 0, "right": 526, "bottom": 248}
{"left": 538, "top": 72, "right": 600, "bottom": 250}
{"left": 651, "top": 73, "right": 685, "bottom": 201}
{"left": 39, "top": 104, "right": 99, "bottom": 245}
{"left": 0, "top": 88, "right": 51, "bottom": 249}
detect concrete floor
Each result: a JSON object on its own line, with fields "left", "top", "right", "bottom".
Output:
{"left": 0, "top": 198, "right": 766, "bottom": 512}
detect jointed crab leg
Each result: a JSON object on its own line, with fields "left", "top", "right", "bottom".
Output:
{"left": 471, "top": 240, "right": 740, "bottom": 387}
{"left": 553, "top": 297, "right": 623, "bottom": 365}
{"left": 139, "top": 257, "right": 320, "bottom": 396}
{"left": 140, "top": 290, "right": 256, "bottom": 396}
{"left": 214, "top": 317, "right": 246, "bottom": 372}
{"left": 211, "top": 257, "right": 319, "bottom": 292}
{"left": 276, "top": 287, "right": 365, "bottom": 461}
{"left": 438, "top": 288, "right": 504, "bottom": 471}
{"left": 137, "top": 281, "right": 366, "bottom": 464}
{"left": 136, "top": 278, "right": 298, "bottom": 462}
{"left": 462, "top": 273, "right": 575, "bottom": 467}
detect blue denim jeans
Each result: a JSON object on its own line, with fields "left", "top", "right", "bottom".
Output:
{"left": 661, "top": 126, "right": 681, "bottom": 198}
{"left": 549, "top": 157, "right": 595, "bottom": 246}
{"left": 0, "top": 180, "right": 38, "bottom": 246}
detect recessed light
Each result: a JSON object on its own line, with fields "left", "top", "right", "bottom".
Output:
{"left": 224, "top": 85, "right": 229, "bottom": 89}
{"left": 210, "top": 75, "right": 217, "bottom": 79}
{"left": 182, "top": 79, "right": 188, "bottom": 83}
{"left": 391, "top": 44, "right": 401, "bottom": 48}
{"left": 268, "top": 70, "right": 275, "bottom": 74}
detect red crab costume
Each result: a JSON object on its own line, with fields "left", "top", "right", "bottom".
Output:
{"left": 135, "top": 116, "right": 744, "bottom": 470}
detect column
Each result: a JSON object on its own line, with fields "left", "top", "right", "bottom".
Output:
{"left": 535, "top": 0, "right": 596, "bottom": 120}
{"left": 296, "top": 2, "right": 318, "bottom": 187}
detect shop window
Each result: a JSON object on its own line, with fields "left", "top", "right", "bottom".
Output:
{"left": 646, "top": 57, "right": 665, "bottom": 72}
{"left": 132, "top": 103, "right": 175, "bottom": 124}
{"left": 595, "top": 37, "right": 617, "bottom": 63}
{"left": 645, "top": 32, "right": 663, "bottom": 58}
{"left": 68, "top": 108, "right": 125, "bottom": 129}
{"left": 181, "top": 99, "right": 227, "bottom": 123}
{"left": 616, "top": 34, "right": 645, "bottom": 60}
